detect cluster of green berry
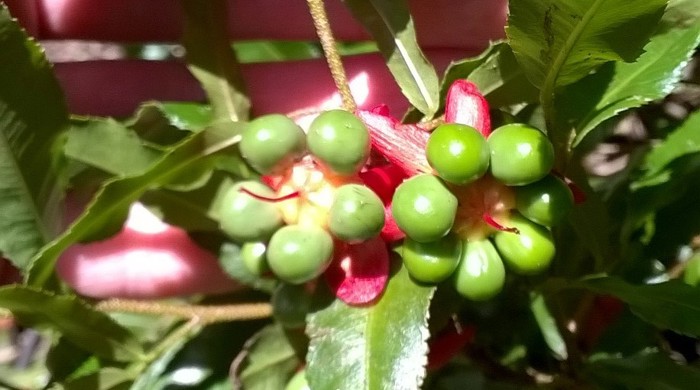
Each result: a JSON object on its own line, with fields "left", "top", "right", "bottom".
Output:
{"left": 394, "top": 123, "right": 574, "bottom": 300}
{"left": 218, "top": 110, "right": 385, "bottom": 285}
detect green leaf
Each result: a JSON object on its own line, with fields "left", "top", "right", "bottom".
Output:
{"left": 65, "top": 117, "right": 162, "bottom": 176}
{"left": 235, "top": 324, "right": 301, "bottom": 390}
{"left": 343, "top": 0, "right": 439, "bottom": 116}
{"left": 306, "top": 263, "right": 435, "bottom": 390}
{"left": 585, "top": 349, "right": 700, "bottom": 389}
{"left": 530, "top": 293, "right": 567, "bottom": 361}
{"left": 182, "top": 0, "right": 249, "bottom": 122}
{"left": 576, "top": 277, "right": 700, "bottom": 337}
{"left": 0, "top": 4, "right": 66, "bottom": 270}
{"left": 663, "top": 0, "right": 700, "bottom": 28}
{"left": 466, "top": 43, "right": 540, "bottom": 109}
{"left": 560, "top": 24, "right": 700, "bottom": 146}
{"left": 127, "top": 102, "right": 213, "bottom": 146}
{"left": 47, "top": 337, "right": 102, "bottom": 382}
{"left": 507, "top": 0, "right": 668, "bottom": 89}
{"left": 0, "top": 285, "right": 144, "bottom": 361}
{"left": 62, "top": 367, "right": 133, "bottom": 390}
{"left": 27, "top": 123, "right": 243, "bottom": 289}
{"left": 637, "top": 110, "right": 700, "bottom": 186}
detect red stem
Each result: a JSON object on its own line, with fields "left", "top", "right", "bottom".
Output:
{"left": 239, "top": 187, "right": 300, "bottom": 202}
{"left": 482, "top": 213, "right": 519, "bottom": 234}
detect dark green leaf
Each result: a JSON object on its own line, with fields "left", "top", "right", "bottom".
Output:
{"left": 440, "top": 43, "right": 501, "bottom": 101}
{"left": 559, "top": 24, "right": 700, "bottom": 146}
{"left": 65, "top": 117, "right": 162, "bottom": 176}
{"left": 233, "top": 40, "right": 322, "bottom": 63}
{"left": 27, "top": 123, "right": 243, "bottom": 289}
{"left": 507, "top": 0, "right": 667, "bottom": 89}
{"left": 584, "top": 349, "right": 700, "bottom": 389}
{"left": 0, "top": 4, "right": 66, "bottom": 270}
{"left": 235, "top": 324, "right": 300, "bottom": 390}
{"left": 218, "top": 242, "right": 277, "bottom": 293}
{"left": 182, "top": 0, "right": 249, "bottom": 122}
{"left": 344, "top": 0, "right": 439, "bottom": 116}
{"left": 47, "top": 337, "right": 102, "bottom": 382}
{"left": 0, "top": 285, "right": 144, "bottom": 361}
{"left": 306, "top": 264, "right": 435, "bottom": 390}
{"left": 577, "top": 277, "right": 700, "bottom": 336}
{"left": 130, "top": 322, "right": 202, "bottom": 390}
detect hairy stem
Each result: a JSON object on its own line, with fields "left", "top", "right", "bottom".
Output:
{"left": 306, "top": 0, "right": 356, "bottom": 112}
{"left": 96, "top": 299, "right": 272, "bottom": 324}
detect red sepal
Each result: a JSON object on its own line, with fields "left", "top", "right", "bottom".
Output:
{"left": 444, "top": 80, "right": 491, "bottom": 137}
{"left": 427, "top": 324, "right": 476, "bottom": 371}
{"left": 357, "top": 109, "right": 431, "bottom": 176}
{"left": 324, "top": 236, "right": 390, "bottom": 305}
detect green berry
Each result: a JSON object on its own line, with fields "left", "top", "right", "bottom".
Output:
{"left": 684, "top": 254, "right": 700, "bottom": 286}
{"left": 241, "top": 241, "right": 269, "bottom": 276}
{"left": 285, "top": 370, "right": 310, "bottom": 390}
{"left": 219, "top": 181, "right": 284, "bottom": 242}
{"left": 402, "top": 234, "right": 462, "bottom": 283}
{"left": 493, "top": 213, "right": 555, "bottom": 275}
{"left": 267, "top": 225, "right": 334, "bottom": 284}
{"left": 240, "top": 114, "right": 306, "bottom": 174}
{"left": 391, "top": 174, "right": 457, "bottom": 243}
{"left": 329, "top": 184, "right": 385, "bottom": 242}
{"left": 307, "top": 110, "right": 370, "bottom": 175}
{"left": 487, "top": 123, "right": 554, "bottom": 186}
{"left": 515, "top": 174, "right": 574, "bottom": 226}
{"left": 426, "top": 123, "right": 490, "bottom": 185}
{"left": 453, "top": 239, "right": 506, "bottom": 301}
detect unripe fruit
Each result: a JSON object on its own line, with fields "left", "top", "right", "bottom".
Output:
{"left": 267, "top": 225, "right": 334, "bottom": 284}
{"left": 493, "top": 213, "right": 555, "bottom": 275}
{"left": 307, "top": 110, "right": 370, "bottom": 175}
{"left": 239, "top": 114, "right": 306, "bottom": 174}
{"left": 219, "top": 181, "right": 284, "bottom": 242}
{"left": 329, "top": 184, "right": 385, "bottom": 242}
{"left": 426, "top": 123, "right": 490, "bottom": 185}
{"left": 241, "top": 241, "right": 269, "bottom": 276}
{"left": 391, "top": 174, "right": 458, "bottom": 243}
{"left": 487, "top": 124, "right": 554, "bottom": 186}
{"left": 515, "top": 174, "right": 574, "bottom": 226}
{"left": 453, "top": 239, "right": 506, "bottom": 301}
{"left": 402, "top": 234, "right": 462, "bottom": 283}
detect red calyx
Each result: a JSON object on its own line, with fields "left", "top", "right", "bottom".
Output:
{"left": 444, "top": 80, "right": 491, "bottom": 137}
{"left": 324, "top": 236, "right": 390, "bottom": 305}
{"left": 356, "top": 109, "right": 431, "bottom": 176}
{"left": 427, "top": 323, "right": 476, "bottom": 371}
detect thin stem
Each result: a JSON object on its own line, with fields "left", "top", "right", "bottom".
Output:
{"left": 306, "top": 0, "right": 356, "bottom": 112}
{"left": 96, "top": 299, "right": 272, "bottom": 324}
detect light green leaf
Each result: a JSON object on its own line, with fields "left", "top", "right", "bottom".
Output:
{"left": 127, "top": 102, "right": 213, "bottom": 147}
{"left": 530, "top": 293, "right": 567, "bottom": 361}
{"left": 507, "top": 0, "right": 668, "bottom": 89}
{"left": 560, "top": 24, "right": 700, "bottom": 146}
{"left": 637, "top": 110, "right": 700, "bottom": 186}
{"left": 235, "top": 324, "right": 300, "bottom": 390}
{"left": 306, "top": 264, "right": 434, "bottom": 390}
{"left": 577, "top": 277, "right": 700, "bottom": 336}
{"left": 65, "top": 117, "right": 162, "bottom": 176}
{"left": 344, "top": 0, "right": 439, "bottom": 116}
{"left": 663, "top": 0, "right": 700, "bottom": 28}
{"left": 0, "top": 285, "right": 144, "bottom": 361}
{"left": 0, "top": 4, "right": 66, "bottom": 270}
{"left": 62, "top": 367, "right": 133, "bottom": 390}
{"left": 182, "top": 0, "right": 249, "bottom": 122}
{"left": 585, "top": 349, "right": 700, "bottom": 389}
{"left": 27, "top": 123, "right": 243, "bottom": 289}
